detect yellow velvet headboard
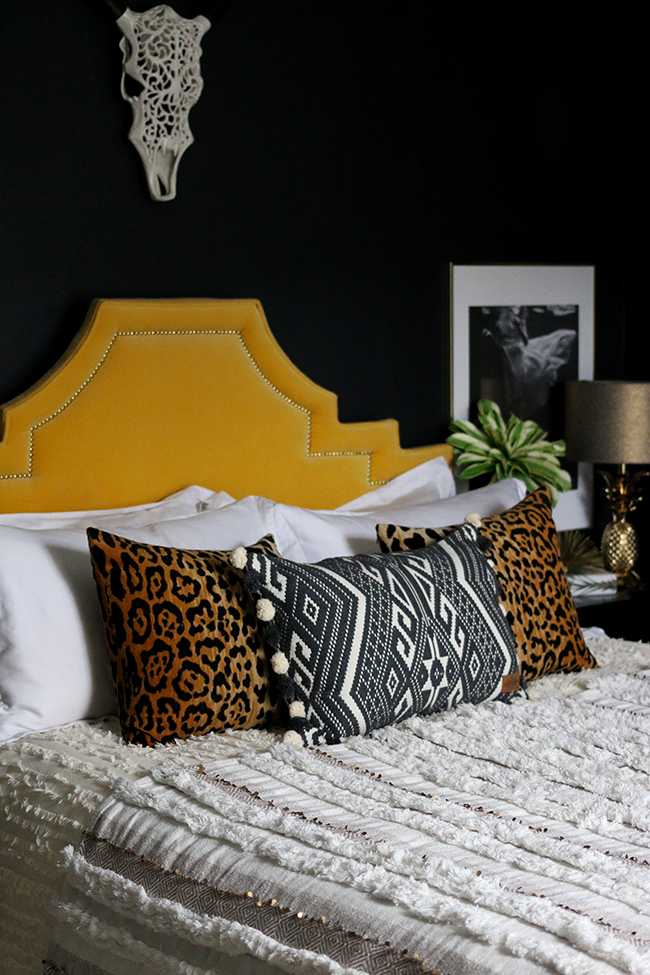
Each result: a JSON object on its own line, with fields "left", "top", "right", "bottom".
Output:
{"left": 0, "top": 299, "right": 451, "bottom": 512}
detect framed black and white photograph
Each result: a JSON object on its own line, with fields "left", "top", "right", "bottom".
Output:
{"left": 450, "top": 264, "right": 595, "bottom": 529}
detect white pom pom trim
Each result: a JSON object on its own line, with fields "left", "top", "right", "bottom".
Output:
{"left": 289, "top": 700, "right": 306, "bottom": 718}
{"left": 271, "top": 651, "right": 289, "bottom": 675}
{"left": 231, "top": 546, "right": 248, "bottom": 570}
{"left": 256, "top": 598, "right": 275, "bottom": 621}
{"left": 283, "top": 730, "right": 303, "bottom": 747}
{"left": 464, "top": 512, "right": 482, "bottom": 527}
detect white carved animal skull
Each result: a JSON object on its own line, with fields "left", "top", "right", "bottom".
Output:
{"left": 117, "top": 5, "right": 210, "bottom": 201}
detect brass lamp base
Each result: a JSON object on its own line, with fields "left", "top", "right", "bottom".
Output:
{"left": 601, "top": 518, "right": 638, "bottom": 578}
{"left": 600, "top": 466, "right": 648, "bottom": 583}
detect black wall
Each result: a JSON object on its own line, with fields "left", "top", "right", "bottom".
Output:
{"left": 1, "top": 1, "right": 631, "bottom": 452}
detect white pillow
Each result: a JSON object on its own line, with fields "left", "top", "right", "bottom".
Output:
{"left": 0, "top": 495, "right": 282, "bottom": 744}
{"left": 198, "top": 457, "right": 455, "bottom": 515}
{"left": 0, "top": 525, "right": 118, "bottom": 743}
{"left": 334, "top": 456, "right": 454, "bottom": 511}
{"left": 0, "top": 485, "right": 235, "bottom": 530}
{"left": 269, "top": 478, "right": 527, "bottom": 563}
{"left": 114, "top": 495, "right": 278, "bottom": 549}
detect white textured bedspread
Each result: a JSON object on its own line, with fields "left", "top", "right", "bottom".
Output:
{"left": 3, "top": 636, "right": 650, "bottom": 975}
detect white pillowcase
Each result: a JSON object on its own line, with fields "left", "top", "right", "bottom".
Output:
{"left": 0, "top": 525, "right": 118, "bottom": 742}
{"left": 270, "top": 478, "right": 527, "bottom": 563}
{"left": 0, "top": 495, "right": 279, "bottom": 744}
{"left": 334, "top": 456, "right": 454, "bottom": 510}
{"left": 116, "top": 495, "right": 278, "bottom": 549}
{"left": 0, "top": 485, "right": 235, "bottom": 530}
{"left": 178, "top": 458, "right": 458, "bottom": 563}
{"left": 197, "top": 457, "right": 455, "bottom": 514}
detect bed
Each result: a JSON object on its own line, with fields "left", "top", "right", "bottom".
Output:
{"left": 1, "top": 299, "right": 649, "bottom": 975}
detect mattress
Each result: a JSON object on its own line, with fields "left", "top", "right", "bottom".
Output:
{"left": 3, "top": 635, "right": 650, "bottom": 975}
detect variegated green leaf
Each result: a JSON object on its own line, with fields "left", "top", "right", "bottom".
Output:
{"left": 524, "top": 449, "right": 566, "bottom": 464}
{"left": 505, "top": 415, "right": 526, "bottom": 450}
{"left": 508, "top": 465, "right": 538, "bottom": 493}
{"left": 455, "top": 460, "right": 496, "bottom": 480}
{"left": 510, "top": 421, "right": 546, "bottom": 450}
{"left": 449, "top": 451, "right": 493, "bottom": 470}
{"left": 448, "top": 418, "right": 486, "bottom": 439}
{"left": 524, "top": 462, "right": 570, "bottom": 489}
{"left": 446, "top": 432, "right": 492, "bottom": 454}
{"left": 477, "top": 400, "right": 508, "bottom": 448}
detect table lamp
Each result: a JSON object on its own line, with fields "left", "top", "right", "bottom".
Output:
{"left": 565, "top": 381, "right": 650, "bottom": 581}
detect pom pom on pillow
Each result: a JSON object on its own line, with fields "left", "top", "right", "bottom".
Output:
{"left": 231, "top": 546, "right": 248, "bottom": 569}
{"left": 270, "top": 651, "right": 290, "bottom": 675}
{"left": 256, "top": 598, "right": 275, "bottom": 621}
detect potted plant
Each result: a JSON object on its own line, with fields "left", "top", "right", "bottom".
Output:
{"left": 446, "top": 399, "right": 571, "bottom": 505}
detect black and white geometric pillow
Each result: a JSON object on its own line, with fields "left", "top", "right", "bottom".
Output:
{"left": 240, "top": 523, "right": 521, "bottom": 746}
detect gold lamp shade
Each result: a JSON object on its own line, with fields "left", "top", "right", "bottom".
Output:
{"left": 565, "top": 382, "right": 650, "bottom": 466}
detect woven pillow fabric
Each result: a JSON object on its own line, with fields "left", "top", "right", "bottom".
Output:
{"left": 87, "top": 529, "right": 280, "bottom": 745}
{"left": 377, "top": 486, "right": 597, "bottom": 682}
{"left": 244, "top": 523, "right": 521, "bottom": 746}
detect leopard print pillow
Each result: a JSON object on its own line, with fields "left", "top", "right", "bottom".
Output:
{"left": 377, "top": 487, "right": 598, "bottom": 682}
{"left": 87, "top": 529, "right": 281, "bottom": 745}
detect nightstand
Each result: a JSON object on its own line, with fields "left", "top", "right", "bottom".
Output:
{"left": 576, "top": 586, "right": 648, "bottom": 642}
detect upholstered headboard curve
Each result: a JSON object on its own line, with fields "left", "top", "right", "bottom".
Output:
{"left": 0, "top": 299, "right": 451, "bottom": 512}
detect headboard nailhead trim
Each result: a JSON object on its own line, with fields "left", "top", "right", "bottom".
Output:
{"left": 1, "top": 329, "right": 381, "bottom": 487}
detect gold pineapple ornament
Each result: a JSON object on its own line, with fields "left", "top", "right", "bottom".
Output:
{"left": 600, "top": 467, "right": 647, "bottom": 582}
{"left": 601, "top": 518, "right": 638, "bottom": 576}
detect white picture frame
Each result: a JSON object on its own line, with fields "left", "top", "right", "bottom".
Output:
{"left": 450, "top": 264, "right": 595, "bottom": 530}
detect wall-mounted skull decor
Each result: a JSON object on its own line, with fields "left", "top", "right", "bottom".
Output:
{"left": 117, "top": 5, "right": 211, "bottom": 201}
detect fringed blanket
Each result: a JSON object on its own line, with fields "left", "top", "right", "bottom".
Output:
{"left": 45, "top": 652, "right": 650, "bottom": 975}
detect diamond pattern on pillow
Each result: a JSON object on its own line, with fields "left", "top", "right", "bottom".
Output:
{"left": 377, "top": 486, "right": 597, "bottom": 681}
{"left": 245, "top": 523, "right": 521, "bottom": 746}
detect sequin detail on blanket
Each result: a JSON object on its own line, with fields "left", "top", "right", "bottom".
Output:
{"left": 45, "top": 676, "right": 650, "bottom": 975}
